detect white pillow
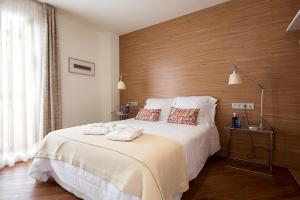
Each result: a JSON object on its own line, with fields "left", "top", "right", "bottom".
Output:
{"left": 144, "top": 98, "right": 173, "bottom": 121}
{"left": 173, "top": 96, "right": 217, "bottom": 106}
{"left": 172, "top": 96, "right": 218, "bottom": 126}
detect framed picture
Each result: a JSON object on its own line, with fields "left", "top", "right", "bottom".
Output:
{"left": 68, "top": 57, "right": 95, "bottom": 76}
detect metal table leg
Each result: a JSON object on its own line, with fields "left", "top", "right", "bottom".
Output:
{"left": 226, "top": 129, "right": 232, "bottom": 160}
{"left": 269, "top": 132, "right": 273, "bottom": 174}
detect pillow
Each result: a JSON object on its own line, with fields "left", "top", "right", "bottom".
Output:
{"left": 144, "top": 98, "right": 173, "bottom": 121}
{"left": 167, "top": 107, "right": 200, "bottom": 126}
{"left": 135, "top": 109, "right": 161, "bottom": 121}
{"left": 172, "top": 96, "right": 218, "bottom": 126}
{"left": 173, "top": 96, "right": 217, "bottom": 106}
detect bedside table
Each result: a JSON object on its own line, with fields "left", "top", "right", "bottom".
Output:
{"left": 111, "top": 111, "right": 130, "bottom": 120}
{"left": 224, "top": 126, "right": 275, "bottom": 175}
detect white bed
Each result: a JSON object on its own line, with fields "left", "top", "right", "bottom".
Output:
{"left": 30, "top": 118, "right": 220, "bottom": 200}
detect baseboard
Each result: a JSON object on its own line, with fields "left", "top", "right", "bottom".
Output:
{"left": 289, "top": 169, "right": 300, "bottom": 187}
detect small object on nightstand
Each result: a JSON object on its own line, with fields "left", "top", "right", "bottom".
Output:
{"left": 232, "top": 113, "right": 239, "bottom": 128}
{"left": 124, "top": 103, "right": 130, "bottom": 114}
{"left": 240, "top": 116, "right": 247, "bottom": 128}
{"left": 248, "top": 126, "right": 258, "bottom": 131}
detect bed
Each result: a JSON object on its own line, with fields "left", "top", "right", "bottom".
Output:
{"left": 30, "top": 96, "right": 220, "bottom": 200}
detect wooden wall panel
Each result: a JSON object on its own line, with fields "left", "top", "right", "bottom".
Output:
{"left": 120, "top": 0, "right": 300, "bottom": 170}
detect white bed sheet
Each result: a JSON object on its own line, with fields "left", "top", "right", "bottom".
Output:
{"left": 30, "top": 119, "right": 220, "bottom": 200}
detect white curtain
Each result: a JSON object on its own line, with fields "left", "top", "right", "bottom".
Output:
{"left": 0, "top": 0, "right": 43, "bottom": 168}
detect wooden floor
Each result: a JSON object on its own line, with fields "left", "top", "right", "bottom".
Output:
{"left": 290, "top": 170, "right": 300, "bottom": 188}
{"left": 0, "top": 156, "right": 299, "bottom": 200}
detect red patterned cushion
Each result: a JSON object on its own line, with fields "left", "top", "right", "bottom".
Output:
{"left": 135, "top": 109, "right": 161, "bottom": 121}
{"left": 167, "top": 107, "right": 200, "bottom": 126}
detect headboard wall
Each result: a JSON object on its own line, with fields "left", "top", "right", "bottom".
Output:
{"left": 120, "top": 0, "right": 300, "bottom": 170}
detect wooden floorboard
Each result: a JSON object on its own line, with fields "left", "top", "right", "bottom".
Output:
{"left": 290, "top": 169, "right": 300, "bottom": 187}
{"left": 0, "top": 156, "right": 299, "bottom": 200}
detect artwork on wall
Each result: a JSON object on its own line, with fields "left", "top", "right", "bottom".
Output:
{"left": 68, "top": 57, "right": 95, "bottom": 76}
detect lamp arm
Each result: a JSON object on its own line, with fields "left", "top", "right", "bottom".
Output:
{"left": 234, "top": 65, "right": 265, "bottom": 89}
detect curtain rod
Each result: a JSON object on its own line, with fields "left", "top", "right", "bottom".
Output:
{"left": 32, "top": 0, "right": 48, "bottom": 6}
{"left": 32, "top": 0, "right": 42, "bottom": 4}
{"left": 32, "top": 0, "right": 55, "bottom": 8}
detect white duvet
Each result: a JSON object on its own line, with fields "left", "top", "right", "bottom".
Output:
{"left": 30, "top": 119, "right": 220, "bottom": 200}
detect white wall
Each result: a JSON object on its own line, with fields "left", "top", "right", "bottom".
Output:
{"left": 57, "top": 10, "right": 119, "bottom": 128}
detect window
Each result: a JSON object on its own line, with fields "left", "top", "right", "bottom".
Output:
{"left": 0, "top": 0, "right": 43, "bottom": 168}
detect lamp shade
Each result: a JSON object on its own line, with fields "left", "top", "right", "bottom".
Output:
{"left": 117, "top": 80, "right": 126, "bottom": 90}
{"left": 228, "top": 70, "right": 242, "bottom": 85}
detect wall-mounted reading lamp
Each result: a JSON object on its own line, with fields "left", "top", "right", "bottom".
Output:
{"left": 117, "top": 72, "right": 126, "bottom": 90}
{"left": 228, "top": 65, "right": 265, "bottom": 130}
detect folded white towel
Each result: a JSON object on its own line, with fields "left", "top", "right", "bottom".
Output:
{"left": 104, "top": 125, "right": 143, "bottom": 141}
{"left": 83, "top": 123, "right": 116, "bottom": 135}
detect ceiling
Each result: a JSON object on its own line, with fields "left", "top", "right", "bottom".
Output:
{"left": 40, "top": 0, "right": 229, "bottom": 35}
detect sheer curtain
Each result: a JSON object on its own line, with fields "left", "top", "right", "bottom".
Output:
{"left": 0, "top": 0, "right": 43, "bottom": 168}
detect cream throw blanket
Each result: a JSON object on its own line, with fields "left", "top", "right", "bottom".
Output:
{"left": 34, "top": 126, "right": 189, "bottom": 200}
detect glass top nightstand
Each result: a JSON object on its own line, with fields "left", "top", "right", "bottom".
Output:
{"left": 224, "top": 125, "right": 275, "bottom": 175}
{"left": 111, "top": 111, "right": 131, "bottom": 120}
{"left": 224, "top": 126, "right": 274, "bottom": 134}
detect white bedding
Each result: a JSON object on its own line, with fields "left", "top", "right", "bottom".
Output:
{"left": 30, "top": 119, "right": 220, "bottom": 200}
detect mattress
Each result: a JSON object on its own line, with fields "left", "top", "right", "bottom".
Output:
{"left": 30, "top": 119, "right": 220, "bottom": 200}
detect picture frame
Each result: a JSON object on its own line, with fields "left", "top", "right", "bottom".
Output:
{"left": 68, "top": 57, "right": 95, "bottom": 76}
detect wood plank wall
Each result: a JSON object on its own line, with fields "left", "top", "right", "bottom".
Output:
{"left": 120, "top": 0, "right": 300, "bottom": 170}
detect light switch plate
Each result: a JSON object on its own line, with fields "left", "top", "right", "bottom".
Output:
{"left": 128, "top": 101, "right": 139, "bottom": 107}
{"left": 232, "top": 103, "right": 255, "bottom": 110}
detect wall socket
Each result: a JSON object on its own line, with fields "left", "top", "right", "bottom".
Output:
{"left": 128, "top": 101, "right": 139, "bottom": 107}
{"left": 232, "top": 103, "right": 255, "bottom": 110}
